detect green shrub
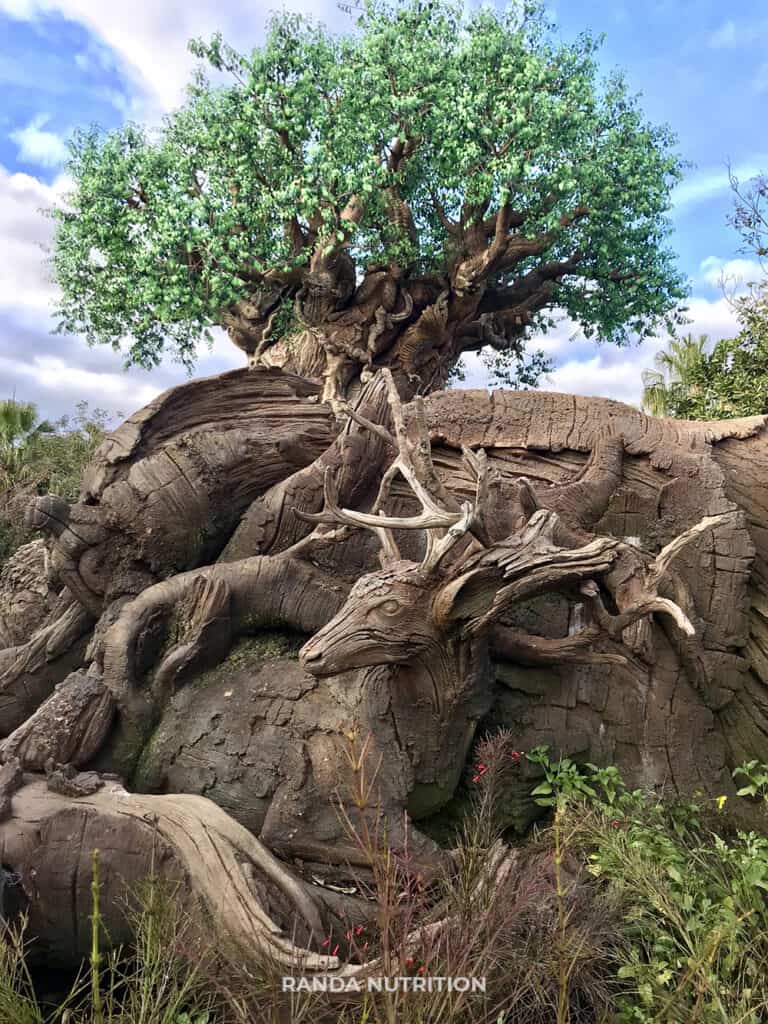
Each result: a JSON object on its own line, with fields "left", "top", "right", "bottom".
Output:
{"left": 0, "top": 400, "right": 116, "bottom": 568}
{"left": 527, "top": 747, "right": 768, "bottom": 1022}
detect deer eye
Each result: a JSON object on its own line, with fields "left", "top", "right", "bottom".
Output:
{"left": 379, "top": 599, "right": 401, "bottom": 616}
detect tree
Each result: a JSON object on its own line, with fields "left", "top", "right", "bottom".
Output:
{"left": 6, "top": 1, "right": 768, "bottom": 987}
{"left": 641, "top": 171, "right": 768, "bottom": 421}
{"left": 52, "top": 0, "right": 685, "bottom": 404}
{"left": 640, "top": 333, "right": 709, "bottom": 416}
{"left": 0, "top": 399, "right": 53, "bottom": 485}
{"left": 0, "top": 402, "right": 112, "bottom": 568}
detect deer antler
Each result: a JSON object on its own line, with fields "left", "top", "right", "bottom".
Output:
{"left": 296, "top": 369, "right": 491, "bottom": 572}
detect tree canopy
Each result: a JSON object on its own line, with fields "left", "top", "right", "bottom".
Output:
{"left": 51, "top": 0, "right": 686, "bottom": 386}
{"left": 641, "top": 171, "right": 768, "bottom": 421}
{"left": 641, "top": 333, "right": 708, "bottom": 418}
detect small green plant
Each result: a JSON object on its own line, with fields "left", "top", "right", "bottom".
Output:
{"left": 733, "top": 759, "right": 768, "bottom": 803}
{"left": 525, "top": 745, "right": 598, "bottom": 807}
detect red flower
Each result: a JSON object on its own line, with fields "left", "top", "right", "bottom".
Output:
{"left": 511, "top": 750, "right": 521, "bottom": 760}
{"left": 355, "top": 925, "right": 364, "bottom": 936}
{"left": 331, "top": 944, "right": 340, "bottom": 956}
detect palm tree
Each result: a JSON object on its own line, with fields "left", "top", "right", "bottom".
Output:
{"left": 0, "top": 399, "right": 53, "bottom": 485}
{"left": 641, "top": 333, "right": 709, "bottom": 417}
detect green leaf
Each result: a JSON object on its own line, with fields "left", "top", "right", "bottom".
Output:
{"left": 50, "top": 0, "right": 687, "bottom": 371}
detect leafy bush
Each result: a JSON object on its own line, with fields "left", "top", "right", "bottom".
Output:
{"left": 527, "top": 748, "right": 768, "bottom": 1022}
{"left": 0, "top": 400, "right": 116, "bottom": 567}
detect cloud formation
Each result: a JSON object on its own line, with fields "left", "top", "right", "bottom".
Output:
{"left": 0, "top": 0, "right": 764, "bottom": 423}
{"left": 9, "top": 113, "right": 69, "bottom": 168}
{"left": 708, "top": 20, "right": 738, "bottom": 49}
{"left": 672, "top": 158, "right": 767, "bottom": 210}
{"left": 0, "top": 159, "right": 241, "bottom": 418}
{"left": 0, "top": 0, "right": 336, "bottom": 113}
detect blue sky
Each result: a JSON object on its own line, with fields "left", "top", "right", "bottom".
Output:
{"left": 0, "top": 0, "right": 765, "bottom": 419}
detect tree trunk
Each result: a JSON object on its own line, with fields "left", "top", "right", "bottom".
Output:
{"left": 1, "top": 368, "right": 766, "bottom": 969}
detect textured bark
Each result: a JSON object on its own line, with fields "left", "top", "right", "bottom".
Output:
{"left": 1, "top": 369, "right": 767, "bottom": 971}
{"left": 0, "top": 777, "right": 336, "bottom": 968}
{"left": 0, "top": 540, "right": 59, "bottom": 648}
{"left": 26, "top": 367, "right": 337, "bottom": 613}
{"left": 423, "top": 390, "right": 764, "bottom": 827}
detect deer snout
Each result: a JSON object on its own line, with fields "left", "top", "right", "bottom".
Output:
{"left": 298, "top": 635, "right": 332, "bottom": 676}
{"left": 299, "top": 618, "right": 376, "bottom": 677}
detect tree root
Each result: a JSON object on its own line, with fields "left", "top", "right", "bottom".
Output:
{"left": 0, "top": 777, "right": 337, "bottom": 969}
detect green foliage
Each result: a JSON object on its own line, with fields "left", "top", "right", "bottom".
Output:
{"left": 733, "top": 759, "right": 768, "bottom": 804}
{"left": 642, "top": 323, "right": 768, "bottom": 420}
{"left": 0, "top": 399, "right": 54, "bottom": 485}
{"left": 0, "top": 401, "right": 114, "bottom": 567}
{"left": 480, "top": 345, "right": 553, "bottom": 389}
{"left": 51, "top": 0, "right": 686, "bottom": 368}
{"left": 525, "top": 744, "right": 599, "bottom": 806}
{"left": 640, "top": 332, "right": 709, "bottom": 417}
{"left": 6, "top": 748, "right": 768, "bottom": 1021}
{"left": 526, "top": 747, "right": 768, "bottom": 1021}
{"left": 645, "top": 170, "right": 768, "bottom": 421}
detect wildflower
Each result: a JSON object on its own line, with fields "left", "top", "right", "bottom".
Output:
{"left": 511, "top": 750, "right": 521, "bottom": 760}
{"left": 355, "top": 925, "right": 364, "bottom": 936}
{"left": 406, "top": 957, "right": 414, "bottom": 968}
{"left": 321, "top": 934, "right": 332, "bottom": 948}
{"left": 331, "top": 944, "right": 340, "bottom": 956}
{"left": 716, "top": 795, "right": 728, "bottom": 810}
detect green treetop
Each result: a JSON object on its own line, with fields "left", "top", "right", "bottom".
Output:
{"left": 51, "top": 0, "right": 687, "bottom": 396}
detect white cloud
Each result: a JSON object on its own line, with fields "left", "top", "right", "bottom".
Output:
{"left": 9, "top": 114, "right": 69, "bottom": 168}
{"left": 0, "top": 159, "right": 241, "bottom": 417}
{"left": 0, "top": 0, "right": 337, "bottom": 115}
{"left": 0, "top": 307, "right": 242, "bottom": 419}
{"left": 672, "top": 158, "right": 767, "bottom": 209}
{"left": 698, "top": 256, "right": 763, "bottom": 290}
{"left": 708, "top": 20, "right": 738, "bottom": 49}
{"left": 0, "top": 1, "right": 758, "bottom": 423}
{"left": 0, "top": 163, "right": 67, "bottom": 313}
{"left": 542, "top": 293, "right": 742, "bottom": 407}
{"left": 457, "top": 288, "right": 745, "bottom": 410}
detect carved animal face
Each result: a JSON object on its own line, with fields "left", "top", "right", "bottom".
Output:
{"left": 299, "top": 562, "right": 444, "bottom": 677}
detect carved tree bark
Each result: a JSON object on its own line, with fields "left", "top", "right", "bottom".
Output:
{"left": 1, "top": 367, "right": 766, "bottom": 971}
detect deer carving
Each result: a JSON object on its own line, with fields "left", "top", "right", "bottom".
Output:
{"left": 279, "top": 370, "right": 707, "bottom": 868}
{"left": 4, "top": 370, "right": 719, "bottom": 883}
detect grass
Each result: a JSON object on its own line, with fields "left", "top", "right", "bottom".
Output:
{"left": 2, "top": 741, "right": 768, "bottom": 1023}
{"left": 0, "top": 862, "right": 217, "bottom": 1024}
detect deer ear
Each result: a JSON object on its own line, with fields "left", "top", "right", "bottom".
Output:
{"left": 432, "top": 567, "right": 499, "bottom": 629}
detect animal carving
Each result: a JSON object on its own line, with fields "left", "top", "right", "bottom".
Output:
{"left": 3, "top": 371, "right": 718, "bottom": 884}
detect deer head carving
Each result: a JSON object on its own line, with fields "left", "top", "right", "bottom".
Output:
{"left": 295, "top": 370, "right": 698, "bottom": 680}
